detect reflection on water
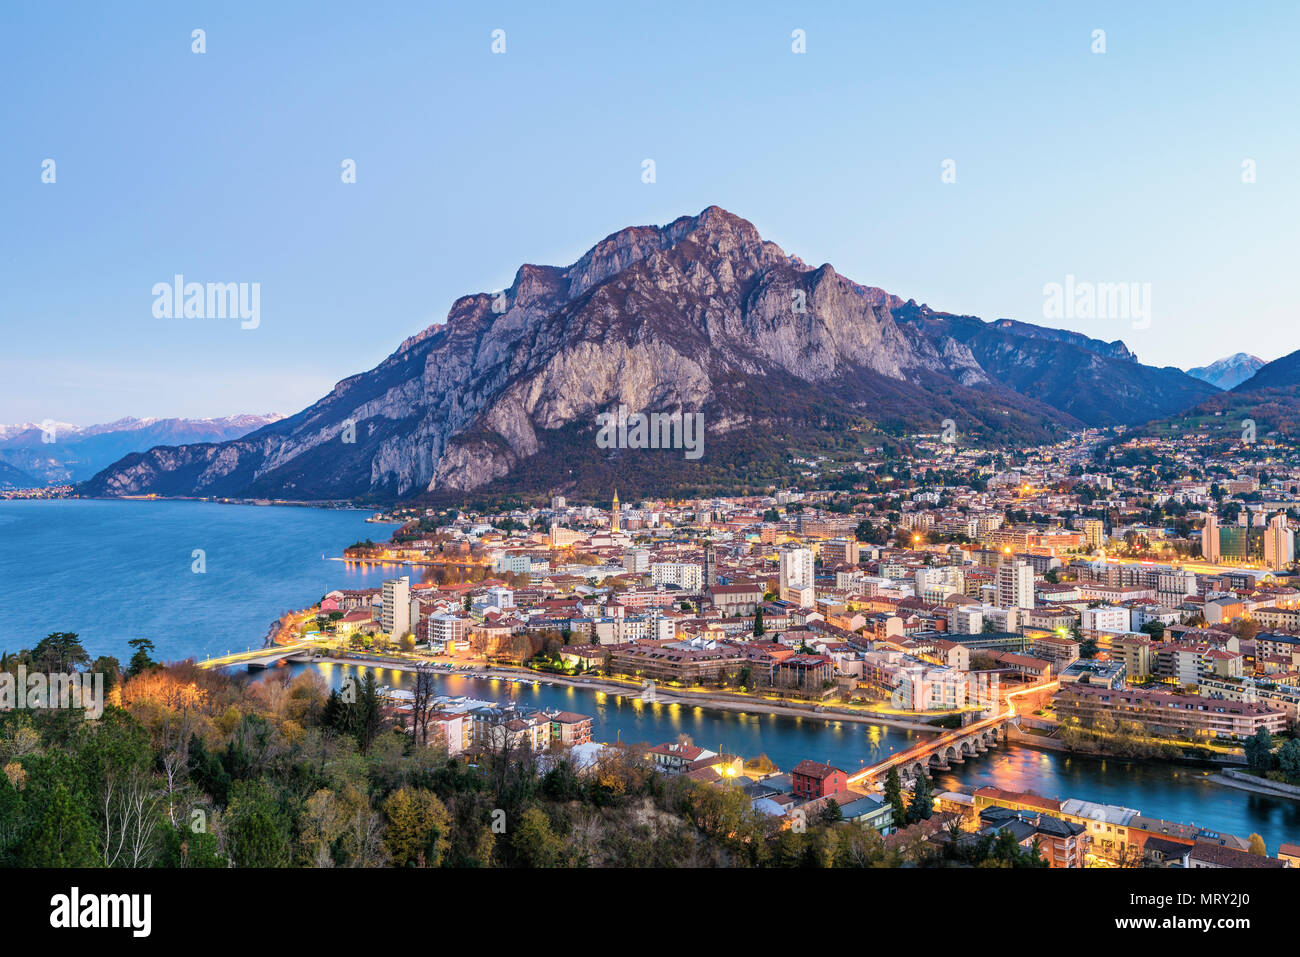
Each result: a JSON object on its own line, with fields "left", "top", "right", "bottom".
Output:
{"left": 276, "top": 661, "right": 921, "bottom": 775}
{"left": 264, "top": 661, "right": 1300, "bottom": 853}
{"left": 933, "top": 747, "right": 1300, "bottom": 851}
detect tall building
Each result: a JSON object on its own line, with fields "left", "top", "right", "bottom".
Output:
{"left": 820, "top": 538, "right": 860, "bottom": 568}
{"left": 996, "top": 559, "right": 1035, "bottom": 610}
{"left": 610, "top": 489, "right": 620, "bottom": 533}
{"left": 1083, "top": 519, "right": 1106, "bottom": 550}
{"left": 1265, "top": 514, "right": 1294, "bottom": 571}
{"left": 381, "top": 576, "right": 411, "bottom": 638}
{"left": 1201, "top": 514, "right": 1220, "bottom": 564}
{"left": 779, "top": 547, "right": 814, "bottom": 591}
{"left": 703, "top": 542, "right": 718, "bottom": 588}
{"left": 650, "top": 562, "right": 703, "bottom": 591}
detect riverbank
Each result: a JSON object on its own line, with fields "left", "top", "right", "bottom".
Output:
{"left": 303, "top": 654, "right": 943, "bottom": 733}
{"left": 1209, "top": 769, "right": 1300, "bottom": 802}
{"left": 1009, "top": 725, "right": 1243, "bottom": 768}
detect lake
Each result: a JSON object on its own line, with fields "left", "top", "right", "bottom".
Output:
{"left": 0, "top": 498, "right": 418, "bottom": 663}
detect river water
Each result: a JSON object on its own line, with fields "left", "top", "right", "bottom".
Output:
{"left": 4, "top": 500, "right": 1298, "bottom": 853}
{"left": 273, "top": 659, "right": 1300, "bottom": 854}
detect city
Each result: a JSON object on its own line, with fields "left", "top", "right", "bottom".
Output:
{"left": 3, "top": 0, "right": 1295, "bottom": 942}
{"left": 179, "top": 418, "right": 1300, "bottom": 870}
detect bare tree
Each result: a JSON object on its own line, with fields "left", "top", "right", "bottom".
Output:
{"left": 101, "top": 768, "right": 162, "bottom": 868}
{"left": 411, "top": 663, "right": 438, "bottom": 747}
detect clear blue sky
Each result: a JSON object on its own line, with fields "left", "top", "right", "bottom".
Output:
{"left": 4, "top": 0, "right": 1299, "bottom": 424}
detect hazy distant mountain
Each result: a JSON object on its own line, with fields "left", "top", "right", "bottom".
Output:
{"left": 1154, "top": 348, "right": 1300, "bottom": 440}
{"left": 0, "top": 459, "right": 37, "bottom": 490}
{"left": 81, "top": 207, "right": 1218, "bottom": 502}
{"left": 1231, "top": 349, "right": 1300, "bottom": 394}
{"left": 0, "top": 414, "right": 284, "bottom": 485}
{"left": 1187, "top": 353, "right": 1264, "bottom": 390}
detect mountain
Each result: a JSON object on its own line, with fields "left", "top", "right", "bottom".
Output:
{"left": 888, "top": 304, "right": 1215, "bottom": 426}
{"left": 1232, "top": 349, "right": 1300, "bottom": 394}
{"left": 0, "top": 414, "right": 284, "bottom": 485}
{"left": 1141, "top": 349, "right": 1300, "bottom": 442}
{"left": 1187, "top": 353, "right": 1264, "bottom": 390}
{"left": 81, "top": 207, "right": 1217, "bottom": 503}
{"left": 0, "top": 459, "right": 37, "bottom": 490}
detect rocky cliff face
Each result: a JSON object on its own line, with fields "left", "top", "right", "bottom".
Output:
{"left": 81, "top": 207, "right": 1217, "bottom": 501}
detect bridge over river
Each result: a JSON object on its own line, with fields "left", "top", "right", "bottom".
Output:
{"left": 846, "top": 681, "right": 1058, "bottom": 788}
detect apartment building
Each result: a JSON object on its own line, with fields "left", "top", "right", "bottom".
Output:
{"left": 1055, "top": 684, "right": 1286, "bottom": 740}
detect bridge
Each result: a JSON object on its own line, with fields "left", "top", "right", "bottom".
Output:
{"left": 845, "top": 681, "right": 1057, "bottom": 788}
{"left": 200, "top": 645, "right": 320, "bottom": 671}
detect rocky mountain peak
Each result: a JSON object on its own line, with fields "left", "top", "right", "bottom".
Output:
{"left": 80, "top": 208, "right": 1220, "bottom": 502}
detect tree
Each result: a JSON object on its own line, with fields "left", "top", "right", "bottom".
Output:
{"left": 1276, "top": 738, "right": 1300, "bottom": 782}
{"left": 883, "top": 766, "right": 907, "bottom": 827}
{"left": 410, "top": 664, "right": 438, "bottom": 748}
{"left": 126, "top": 638, "right": 159, "bottom": 679}
{"left": 1247, "top": 833, "right": 1267, "bottom": 856}
{"left": 753, "top": 607, "right": 765, "bottom": 637}
{"left": 21, "top": 782, "right": 97, "bottom": 867}
{"left": 1244, "top": 727, "right": 1274, "bottom": 772}
{"left": 511, "top": 807, "right": 563, "bottom": 867}
{"left": 1139, "top": 621, "right": 1165, "bottom": 640}
{"left": 30, "top": 632, "right": 90, "bottom": 674}
{"left": 225, "top": 781, "right": 291, "bottom": 868}
{"left": 383, "top": 787, "right": 451, "bottom": 867}
{"left": 818, "top": 798, "right": 843, "bottom": 825}
{"left": 907, "top": 773, "right": 933, "bottom": 824}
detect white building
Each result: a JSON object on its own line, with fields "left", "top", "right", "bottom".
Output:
{"left": 778, "top": 547, "right": 815, "bottom": 602}
{"left": 1265, "top": 514, "right": 1294, "bottom": 571}
{"left": 486, "top": 585, "right": 515, "bottom": 609}
{"left": 426, "top": 613, "right": 468, "bottom": 650}
{"left": 949, "top": 605, "right": 984, "bottom": 635}
{"left": 650, "top": 562, "right": 703, "bottom": 591}
{"left": 996, "top": 559, "right": 1035, "bottom": 610}
{"left": 381, "top": 576, "right": 411, "bottom": 638}
{"left": 1081, "top": 604, "right": 1129, "bottom": 634}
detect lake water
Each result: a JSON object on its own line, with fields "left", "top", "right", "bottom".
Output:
{"left": 4, "top": 499, "right": 1298, "bottom": 854}
{"left": 0, "top": 498, "right": 419, "bottom": 663}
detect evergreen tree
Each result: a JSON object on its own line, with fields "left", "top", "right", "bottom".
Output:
{"left": 753, "top": 607, "right": 765, "bottom": 637}
{"left": 21, "top": 782, "right": 97, "bottom": 867}
{"left": 1245, "top": 727, "right": 1275, "bottom": 772}
{"left": 907, "top": 773, "right": 934, "bottom": 824}
{"left": 883, "top": 766, "right": 907, "bottom": 827}
{"left": 818, "top": 798, "right": 843, "bottom": 825}
{"left": 126, "top": 637, "right": 158, "bottom": 678}
{"left": 30, "top": 632, "right": 90, "bottom": 673}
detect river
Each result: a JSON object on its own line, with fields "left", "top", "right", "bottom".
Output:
{"left": 4, "top": 499, "right": 1298, "bottom": 853}
{"left": 268, "top": 659, "right": 1300, "bottom": 854}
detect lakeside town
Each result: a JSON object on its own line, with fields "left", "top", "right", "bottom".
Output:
{"left": 203, "top": 420, "right": 1300, "bottom": 868}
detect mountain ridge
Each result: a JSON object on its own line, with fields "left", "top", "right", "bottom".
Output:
{"left": 80, "top": 207, "right": 1221, "bottom": 502}
{"left": 1, "top": 414, "right": 283, "bottom": 486}
{"left": 1187, "top": 353, "right": 1264, "bottom": 390}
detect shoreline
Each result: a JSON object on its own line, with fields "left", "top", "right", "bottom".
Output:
{"left": 1208, "top": 770, "right": 1300, "bottom": 803}
{"left": 1008, "top": 725, "right": 1243, "bottom": 769}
